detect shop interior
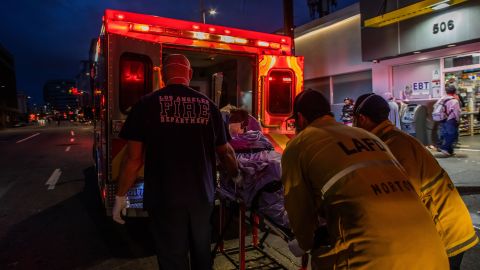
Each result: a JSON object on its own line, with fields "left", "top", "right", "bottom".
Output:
{"left": 444, "top": 68, "right": 480, "bottom": 136}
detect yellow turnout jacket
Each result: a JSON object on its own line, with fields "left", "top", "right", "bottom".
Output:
{"left": 282, "top": 116, "right": 448, "bottom": 270}
{"left": 371, "top": 120, "right": 478, "bottom": 257}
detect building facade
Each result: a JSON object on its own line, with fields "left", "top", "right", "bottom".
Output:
{"left": 43, "top": 80, "right": 78, "bottom": 113}
{"left": 0, "top": 43, "right": 19, "bottom": 128}
{"left": 295, "top": 1, "right": 480, "bottom": 136}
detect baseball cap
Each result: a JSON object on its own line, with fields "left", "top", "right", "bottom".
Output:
{"left": 353, "top": 93, "right": 390, "bottom": 123}
{"left": 288, "top": 89, "right": 331, "bottom": 121}
{"left": 445, "top": 85, "right": 456, "bottom": 94}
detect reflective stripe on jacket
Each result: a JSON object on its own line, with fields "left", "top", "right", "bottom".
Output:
{"left": 371, "top": 120, "right": 478, "bottom": 257}
{"left": 281, "top": 116, "right": 448, "bottom": 270}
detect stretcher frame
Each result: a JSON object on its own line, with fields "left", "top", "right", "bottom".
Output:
{"left": 212, "top": 187, "right": 308, "bottom": 270}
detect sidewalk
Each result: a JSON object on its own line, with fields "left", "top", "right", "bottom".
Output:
{"left": 434, "top": 135, "right": 480, "bottom": 187}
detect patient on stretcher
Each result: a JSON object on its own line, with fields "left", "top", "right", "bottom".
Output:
{"left": 221, "top": 109, "right": 290, "bottom": 229}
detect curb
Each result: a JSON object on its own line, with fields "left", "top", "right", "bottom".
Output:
{"left": 457, "top": 186, "right": 480, "bottom": 195}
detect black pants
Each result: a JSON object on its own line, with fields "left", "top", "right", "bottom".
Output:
{"left": 449, "top": 252, "right": 464, "bottom": 270}
{"left": 148, "top": 202, "right": 214, "bottom": 270}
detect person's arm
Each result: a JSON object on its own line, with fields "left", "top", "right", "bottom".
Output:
{"left": 117, "top": 140, "right": 144, "bottom": 196}
{"left": 216, "top": 143, "right": 238, "bottom": 178}
{"left": 211, "top": 104, "right": 238, "bottom": 177}
{"left": 112, "top": 140, "right": 144, "bottom": 224}
{"left": 113, "top": 99, "right": 146, "bottom": 224}
{"left": 282, "top": 143, "right": 318, "bottom": 252}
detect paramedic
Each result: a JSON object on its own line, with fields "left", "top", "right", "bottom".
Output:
{"left": 281, "top": 89, "right": 449, "bottom": 269}
{"left": 353, "top": 93, "right": 478, "bottom": 270}
{"left": 113, "top": 54, "right": 238, "bottom": 270}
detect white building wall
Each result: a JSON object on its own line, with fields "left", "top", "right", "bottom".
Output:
{"left": 295, "top": 14, "right": 371, "bottom": 80}
{"left": 371, "top": 63, "right": 392, "bottom": 95}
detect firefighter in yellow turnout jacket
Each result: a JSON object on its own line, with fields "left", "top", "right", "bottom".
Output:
{"left": 282, "top": 90, "right": 448, "bottom": 270}
{"left": 353, "top": 93, "right": 478, "bottom": 270}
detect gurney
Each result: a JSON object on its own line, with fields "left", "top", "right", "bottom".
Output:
{"left": 212, "top": 146, "right": 308, "bottom": 270}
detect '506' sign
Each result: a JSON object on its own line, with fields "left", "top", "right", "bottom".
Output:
{"left": 433, "top": 20, "right": 454, "bottom": 34}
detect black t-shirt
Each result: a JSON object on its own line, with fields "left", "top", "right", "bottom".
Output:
{"left": 119, "top": 84, "right": 227, "bottom": 209}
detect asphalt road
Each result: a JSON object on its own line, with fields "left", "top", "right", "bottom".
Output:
{"left": 0, "top": 123, "right": 478, "bottom": 270}
{"left": 0, "top": 123, "right": 157, "bottom": 270}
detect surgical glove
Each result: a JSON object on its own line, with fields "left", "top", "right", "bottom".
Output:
{"left": 112, "top": 195, "right": 128, "bottom": 224}
{"left": 288, "top": 239, "right": 305, "bottom": 257}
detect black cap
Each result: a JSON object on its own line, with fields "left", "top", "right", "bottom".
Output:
{"left": 445, "top": 85, "right": 456, "bottom": 94}
{"left": 353, "top": 93, "right": 390, "bottom": 124}
{"left": 289, "top": 89, "right": 331, "bottom": 122}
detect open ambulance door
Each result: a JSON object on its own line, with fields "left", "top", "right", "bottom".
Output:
{"left": 106, "top": 34, "right": 162, "bottom": 213}
{"left": 257, "top": 55, "right": 304, "bottom": 133}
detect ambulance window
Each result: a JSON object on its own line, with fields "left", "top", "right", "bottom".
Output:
{"left": 119, "top": 53, "right": 152, "bottom": 114}
{"left": 267, "top": 70, "right": 294, "bottom": 115}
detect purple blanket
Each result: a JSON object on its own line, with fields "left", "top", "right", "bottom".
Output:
{"left": 221, "top": 131, "right": 289, "bottom": 228}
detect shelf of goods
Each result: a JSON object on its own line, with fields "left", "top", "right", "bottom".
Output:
{"left": 459, "top": 112, "right": 480, "bottom": 136}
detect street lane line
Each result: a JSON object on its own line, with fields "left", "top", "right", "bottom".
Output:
{"left": 0, "top": 182, "right": 16, "bottom": 200}
{"left": 45, "top": 169, "right": 61, "bottom": 185}
{"left": 16, "top": 133, "right": 40, "bottom": 144}
{"left": 65, "top": 146, "right": 71, "bottom": 152}
{"left": 457, "top": 148, "right": 480, "bottom": 152}
{"left": 45, "top": 168, "right": 62, "bottom": 190}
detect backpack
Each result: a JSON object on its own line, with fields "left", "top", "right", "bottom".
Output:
{"left": 432, "top": 97, "right": 452, "bottom": 122}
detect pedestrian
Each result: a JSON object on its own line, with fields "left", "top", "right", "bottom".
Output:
{"left": 340, "top": 97, "right": 354, "bottom": 125}
{"left": 437, "top": 85, "right": 461, "bottom": 156}
{"left": 112, "top": 54, "right": 239, "bottom": 270}
{"left": 281, "top": 89, "right": 448, "bottom": 269}
{"left": 382, "top": 92, "right": 401, "bottom": 129}
{"left": 353, "top": 93, "right": 478, "bottom": 270}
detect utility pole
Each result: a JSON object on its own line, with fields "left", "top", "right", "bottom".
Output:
{"left": 283, "top": 0, "right": 295, "bottom": 54}
{"left": 200, "top": 0, "right": 206, "bottom": 23}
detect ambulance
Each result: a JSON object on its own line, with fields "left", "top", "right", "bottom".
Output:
{"left": 91, "top": 9, "right": 304, "bottom": 216}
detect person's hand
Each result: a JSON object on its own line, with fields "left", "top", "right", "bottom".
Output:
{"left": 112, "top": 195, "right": 128, "bottom": 224}
{"left": 288, "top": 239, "right": 305, "bottom": 257}
{"left": 232, "top": 169, "right": 243, "bottom": 186}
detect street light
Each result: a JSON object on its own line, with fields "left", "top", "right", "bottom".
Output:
{"left": 200, "top": 0, "right": 217, "bottom": 24}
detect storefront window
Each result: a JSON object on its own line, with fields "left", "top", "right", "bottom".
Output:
{"left": 305, "top": 77, "right": 330, "bottom": 102}
{"left": 444, "top": 53, "right": 480, "bottom": 69}
{"left": 332, "top": 70, "right": 372, "bottom": 104}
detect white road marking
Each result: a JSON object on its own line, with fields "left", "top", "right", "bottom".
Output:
{"left": 0, "top": 182, "right": 16, "bottom": 200}
{"left": 65, "top": 146, "right": 71, "bottom": 152}
{"left": 457, "top": 148, "right": 480, "bottom": 152}
{"left": 45, "top": 169, "right": 62, "bottom": 190}
{"left": 16, "top": 133, "right": 40, "bottom": 144}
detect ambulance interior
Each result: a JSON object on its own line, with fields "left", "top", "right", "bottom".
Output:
{"left": 162, "top": 48, "right": 255, "bottom": 114}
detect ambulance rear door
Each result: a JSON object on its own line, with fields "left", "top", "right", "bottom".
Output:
{"left": 106, "top": 33, "right": 162, "bottom": 213}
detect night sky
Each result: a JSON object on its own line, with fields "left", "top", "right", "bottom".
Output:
{"left": 0, "top": 0, "right": 356, "bottom": 105}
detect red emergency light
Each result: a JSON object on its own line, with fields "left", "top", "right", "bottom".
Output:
{"left": 104, "top": 9, "right": 292, "bottom": 56}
